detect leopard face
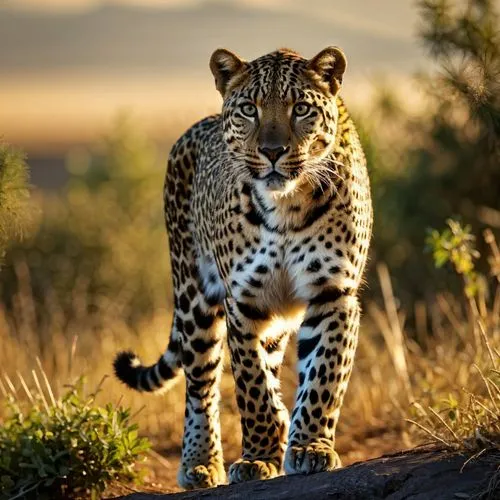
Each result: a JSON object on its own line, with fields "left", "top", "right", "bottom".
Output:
{"left": 210, "top": 48, "right": 347, "bottom": 191}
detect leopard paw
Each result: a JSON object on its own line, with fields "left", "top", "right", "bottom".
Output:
{"left": 177, "top": 462, "right": 226, "bottom": 490}
{"left": 284, "top": 441, "right": 341, "bottom": 475}
{"left": 229, "top": 458, "right": 281, "bottom": 483}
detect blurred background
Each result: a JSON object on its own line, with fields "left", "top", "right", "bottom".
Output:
{"left": 1, "top": 0, "right": 424, "bottom": 186}
{"left": 0, "top": 0, "right": 499, "bottom": 493}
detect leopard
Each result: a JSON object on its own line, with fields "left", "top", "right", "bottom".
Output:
{"left": 114, "top": 46, "right": 372, "bottom": 490}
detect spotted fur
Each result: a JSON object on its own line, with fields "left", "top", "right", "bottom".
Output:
{"left": 114, "top": 47, "right": 372, "bottom": 489}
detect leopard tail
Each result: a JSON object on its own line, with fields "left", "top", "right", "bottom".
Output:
{"left": 113, "top": 334, "right": 182, "bottom": 393}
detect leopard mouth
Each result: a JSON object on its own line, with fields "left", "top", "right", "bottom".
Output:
{"left": 250, "top": 166, "right": 301, "bottom": 188}
{"left": 262, "top": 170, "right": 287, "bottom": 181}
{"left": 260, "top": 170, "right": 290, "bottom": 190}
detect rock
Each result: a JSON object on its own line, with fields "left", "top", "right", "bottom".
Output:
{"left": 111, "top": 447, "right": 499, "bottom": 500}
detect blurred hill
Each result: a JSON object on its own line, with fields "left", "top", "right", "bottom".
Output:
{"left": 0, "top": 2, "right": 422, "bottom": 75}
{"left": 0, "top": 1, "right": 425, "bottom": 187}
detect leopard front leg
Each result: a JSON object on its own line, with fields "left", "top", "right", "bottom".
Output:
{"left": 225, "top": 299, "right": 290, "bottom": 483}
{"left": 285, "top": 290, "right": 360, "bottom": 475}
{"left": 176, "top": 293, "right": 227, "bottom": 490}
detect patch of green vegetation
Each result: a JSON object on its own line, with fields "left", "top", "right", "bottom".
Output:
{"left": 0, "top": 375, "right": 150, "bottom": 499}
{"left": 362, "top": 0, "right": 500, "bottom": 307}
{"left": 0, "top": 142, "right": 31, "bottom": 265}
{"left": 409, "top": 219, "right": 499, "bottom": 454}
{"left": 426, "top": 219, "right": 482, "bottom": 297}
{"left": 1, "top": 115, "right": 168, "bottom": 329}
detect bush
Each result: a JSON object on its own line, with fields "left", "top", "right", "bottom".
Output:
{"left": 1, "top": 116, "right": 170, "bottom": 328}
{"left": 0, "top": 142, "right": 31, "bottom": 265}
{"left": 0, "top": 375, "right": 150, "bottom": 499}
{"left": 361, "top": 0, "right": 500, "bottom": 306}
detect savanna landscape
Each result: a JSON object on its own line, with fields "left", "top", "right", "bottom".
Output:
{"left": 0, "top": 0, "right": 499, "bottom": 498}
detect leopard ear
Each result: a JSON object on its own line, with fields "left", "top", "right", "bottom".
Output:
{"left": 307, "top": 46, "right": 347, "bottom": 95}
{"left": 210, "top": 49, "right": 246, "bottom": 97}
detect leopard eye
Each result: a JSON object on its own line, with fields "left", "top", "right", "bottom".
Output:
{"left": 240, "top": 103, "right": 258, "bottom": 118}
{"left": 293, "top": 102, "right": 311, "bottom": 117}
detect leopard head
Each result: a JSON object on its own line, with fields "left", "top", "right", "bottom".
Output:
{"left": 210, "top": 47, "right": 347, "bottom": 191}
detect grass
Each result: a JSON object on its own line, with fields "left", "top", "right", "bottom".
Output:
{"left": 407, "top": 225, "right": 500, "bottom": 450}
{"left": 1, "top": 224, "right": 499, "bottom": 497}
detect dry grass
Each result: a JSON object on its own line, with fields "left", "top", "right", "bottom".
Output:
{"left": 1, "top": 235, "right": 499, "bottom": 482}
{"left": 1, "top": 156, "right": 499, "bottom": 492}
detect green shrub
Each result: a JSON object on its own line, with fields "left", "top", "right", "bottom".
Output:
{"left": 0, "top": 376, "right": 150, "bottom": 499}
{"left": 409, "top": 220, "right": 500, "bottom": 453}
{"left": 426, "top": 218, "right": 482, "bottom": 297}
{"left": 0, "top": 142, "right": 31, "bottom": 265}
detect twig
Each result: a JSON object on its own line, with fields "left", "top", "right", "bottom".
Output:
{"left": 476, "top": 321, "right": 497, "bottom": 369}
{"left": 147, "top": 448, "right": 173, "bottom": 469}
{"left": 130, "top": 404, "right": 147, "bottom": 421}
{"left": 36, "top": 357, "right": 56, "bottom": 406}
{"left": 31, "top": 369, "right": 50, "bottom": 414}
{"left": 16, "top": 371, "right": 34, "bottom": 404}
{"left": 428, "top": 406, "right": 461, "bottom": 443}
{"left": 474, "top": 364, "right": 499, "bottom": 414}
{"left": 405, "top": 418, "right": 454, "bottom": 448}
{"left": 460, "top": 448, "right": 487, "bottom": 473}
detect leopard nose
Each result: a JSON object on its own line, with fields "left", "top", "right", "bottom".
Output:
{"left": 258, "top": 146, "right": 289, "bottom": 163}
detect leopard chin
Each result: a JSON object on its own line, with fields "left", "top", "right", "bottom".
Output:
{"left": 262, "top": 170, "right": 288, "bottom": 190}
